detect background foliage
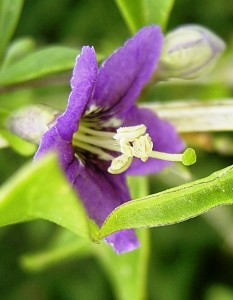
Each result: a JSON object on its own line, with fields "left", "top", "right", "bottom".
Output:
{"left": 0, "top": 0, "right": 233, "bottom": 299}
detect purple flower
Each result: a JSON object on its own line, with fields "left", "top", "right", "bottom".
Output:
{"left": 35, "top": 26, "right": 184, "bottom": 254}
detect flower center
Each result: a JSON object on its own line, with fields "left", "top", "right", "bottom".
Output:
{"left": 72, "top": 123, "right": 196, "bottom": 174}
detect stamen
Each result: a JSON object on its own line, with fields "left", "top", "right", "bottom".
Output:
{"left": 78, "top": 125, "right": 115, "bottom": 138}
{"left": 119, "top": 138, "right": 133, "bottom": 157}
{"left": 73, "top": 132, "right": 120, "bottom": 152}
{"left": 72, "top": 122, "right": 196, "bottom": 175}
{"left": 132, "top": 134, "right": 153, "bottom": 162}
{"left": 74, "top": 140, "right": 114, "bottom": 161}
{"left": 108, "top": 154, "right": 133, "bottom": 174}
{"left": 114, "top": 124, "right": 146, "bottom": 142}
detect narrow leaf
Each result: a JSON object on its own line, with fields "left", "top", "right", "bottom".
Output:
{"left": 114, "top": 0, "right": 144, "bottom": 33}
{"left": 0, "top": 0, "right": 23, "bottom": 59}
{"left": 0, "top": 129, "right": 36, "bottom": 156}
{"left": 0, "top": 134, "right": 8, "bottom": 148}
{"left": 0, "top": 107, "right": 8, "bottom": 126}
{"left": 21, "top": 231, "right": 93, "bottom": 272}
{"left": 0, "top": 154, "right": 90, "bottom": 239}
{"left": 1, "top": 37, "right": 36, "bottom": 69}
{"left": 98, "top": 165, "right": 233, "bottom": 239}
{"left": 144, "top": 0, "right": 174, "bottom": 30}
{"left": 0, "top": 46, "right": 78, "bottom": 86}
{"left": 115, "top": 0, "right": 174, "bottom": 33}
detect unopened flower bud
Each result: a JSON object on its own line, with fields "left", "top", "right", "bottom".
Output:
{"left": 156, "top": 25, "right": 225, "bottom": 80}
{"left": 7, "top": 104, "right": 60, "bottom": 144}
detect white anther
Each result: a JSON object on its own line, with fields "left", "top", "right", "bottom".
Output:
{"left": 132, "top": 134, "right": 153, "bottom": 162}
{"left": 108, "top": 154, "right": 133, "bottom": 174}
{"left": 113, "top": 124, "right": 147, "bottom": 142}
{"left": 119, "top": 138, "right": 133, "bottom": 157}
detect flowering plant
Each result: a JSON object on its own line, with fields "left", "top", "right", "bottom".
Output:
{"left": 0, "top": 1, "right": 232, "bottom": 299}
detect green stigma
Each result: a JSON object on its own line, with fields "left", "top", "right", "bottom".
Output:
{"left": 181, "top": 148, "right": 197, "bottom": 166}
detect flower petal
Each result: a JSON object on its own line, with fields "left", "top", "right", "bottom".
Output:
{"left": 34, "top": 127, "right": 79, "bottom": 183}
{"left": 35, "top": 127, "right": 74, "bottom": 168}
{"left": 74, "top": 164, "right": 139, "bottom": 253}
{"left": 91, "top": 26, "right": 163, "bottom": 115}
{"left": 56, "top": 46, "right": 98, "bottom": 141}
{"left": 123, "top": 106, "right": 185, "bottom": 175}
{"left": 105, "top": 230, "right": 140, "bottom": 254}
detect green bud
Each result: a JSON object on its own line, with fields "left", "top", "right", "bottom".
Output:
{"left": 7, "top": 104, "right": 60, "bottom": 144}
{"left": 156, "top": 25, "right": 225, "bottom": 80}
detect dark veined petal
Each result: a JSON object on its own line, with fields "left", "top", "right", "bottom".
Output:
{"left": 91, "top": 26, "right": 163, "bottom": 115}
{"left": 56, "top": 46, "right": 98, "bottom": 141}
{"left": 73, "top": 164, "right": 139, "bottom": 253}
{"left": 123, "top": 106, "right": 185, "bottom": 175}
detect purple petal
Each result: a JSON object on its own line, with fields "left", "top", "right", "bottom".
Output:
{"left": 35, "top": 47, "right": 98, "bottom": 176}
{"left": 34, "top": 127, "right": 79, "bottom": 183}
{"left": 73, "top": 164, "right": 139, "bottom": 253}
{"left": 91, "top": 26, "right": 163, "bottom": 115}
{"left": 56, "top": 46, "right": 98, "bottom": 141}
{"left": 35, "top": 127, "right": 74, "bottom": 169}
{"left": 123, "top": 106, "right": 185, "bottom": 175}
{"left": 105, "top": 230, "right": 140, "bottom": 254}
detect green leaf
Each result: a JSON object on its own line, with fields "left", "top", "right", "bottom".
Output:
{"left": 0, "top": 154, "right": 90, "bottom": 239}
{"left": 21, "top": 231, "right": 93, "bottom": 272}
{"left": 98, "top": 165, "right": 233, "bottom": 239}
{"left": 115, "top": 0, "right": 174, "bottom": 33}
{"left": 1, "top": 37, "right": 36, "bottom": 69}
{"left": 0, "top": 107, "right": 9, "bottom": 126}
{"left": 21, "top": 177, "right": 150, "bottom": 300}
{"left": 0, "top": 46, "right": 78, "bottom": 86}
{"left": 0, "top": 0, "right": 24, "bottom": 60}
{"left": 0, "top": 129, "right": 36, "bottom": 155}
{"left": 144, "top": 0, "right": 175, "bottom": 30}
{"left": 0, "top": 135, "right": 8, "bottom": 148}
{"left": 114, "top": 0, "right": 144, "bottom": 33}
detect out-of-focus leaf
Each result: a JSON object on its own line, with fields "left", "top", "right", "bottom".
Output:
{"left": 0, "top": 0, "right": 24, "bottom": 60}
{"left": 0, "top": 135, "right": 8, "bottom": 148}
{"left": 0, "top": 46, "right": 78, "bottom": 86}
{"left": 0, "top": 154, "right": 90, "bottom": 239}
{"left": 97, "top": 230, "right": 149, "bottom": 300}
{"left": 98, "top": 165, "right": 233, "bottom": 239}
{"left": 1, "top": 37, "right": 36, "bottom": 69}
{"left": 0, "top": 129, "right": 36, "bottom": 155}
{"left": 205, "top": 285, "right": 233, "bottom": 300}
{"left": 114, "top": 0, "right": 144, "bottom": 33}
{"left": 20, "top": 231, "right": 93, "bottom": 272}
{"left": 114, "top": 0, "right": 174, "bottom": 33}
{"left": 0, "top": 107, "right": 8, "bottom": 126}
{"left": 144, "top": 0, "right": 174, "bottom": 30}
{"left": 20, "top": 176, "right": 151, "bottom": 300}
{"left": 96, "top": 176, "right": 150, "bottom": 300}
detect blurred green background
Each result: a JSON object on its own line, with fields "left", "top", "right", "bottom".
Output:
{"left": 0, "top": 0, "right": 233, "bottom": 299}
